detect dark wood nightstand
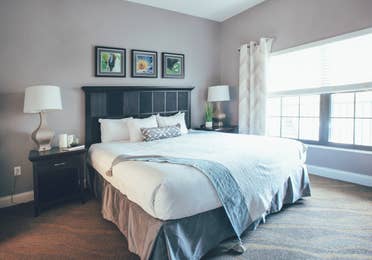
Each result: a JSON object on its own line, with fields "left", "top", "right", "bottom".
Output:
{"left": 193, "top": 125, "right": 238, "bottom": 133}
{"left": 28, "top": 147, "right": 86, "bottom": 216}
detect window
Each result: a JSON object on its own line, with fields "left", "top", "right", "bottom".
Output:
{"left": 267, "top": 95, "right": 320, "bottom": 141}
{"left": 330, "top": 91, "right": 372, "bottom": 146}
{"left": 266, "top": 29, "right": 372, "bottom": 150}
{"left": 355, "top": 91, "right": 372, "bottom": 146}
{"left": 329, "top": 93, "right": 355, "bottom": 144}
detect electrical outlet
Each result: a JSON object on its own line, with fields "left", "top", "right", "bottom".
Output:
{"left": 14, "top": 166, "right": 21, "bottom": 176}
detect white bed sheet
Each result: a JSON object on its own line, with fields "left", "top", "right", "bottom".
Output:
{"left": 89, "top": 140, "right": 222, "bottom": 220}
{"left": 88, "top": 132, "right": 306, "bottom": 221}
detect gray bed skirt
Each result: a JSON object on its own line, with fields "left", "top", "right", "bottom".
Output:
{"left": 90, "top": 166, "right": 311, "bottom": 260}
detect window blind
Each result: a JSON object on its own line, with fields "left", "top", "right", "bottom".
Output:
{"left": 268, "top": 31, "right": 372, "bottom": 94}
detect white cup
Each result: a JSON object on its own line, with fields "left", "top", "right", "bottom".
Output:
{"left": 59, "top": 134, "right": 68, "bottom": 148}
{"left": 67, "top": 135, "right": 75, "bottom": 147}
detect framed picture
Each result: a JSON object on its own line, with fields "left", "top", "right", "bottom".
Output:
{"left": 131, "top": 50, "right": 158, "bottom": 78}
{"left": 95, "top": 46, "right": 126, "bottom": 77}
{"left": 162, "top": 52, "right": 185, "bottom": 79}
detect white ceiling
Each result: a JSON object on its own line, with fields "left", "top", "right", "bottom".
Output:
{"left": 125, "top": 0, "right": 265, "bottom": 22}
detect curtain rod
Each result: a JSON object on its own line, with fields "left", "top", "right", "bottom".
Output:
{"left": 238, "top": 43, "right": 257, "bottom": 52}
{"left": 238, "top": 37, "right": 274, "bottom": 52}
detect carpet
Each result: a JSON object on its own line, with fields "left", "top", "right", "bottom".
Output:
{"left": 0, "top": 175, "right": 371, "bottom": 260}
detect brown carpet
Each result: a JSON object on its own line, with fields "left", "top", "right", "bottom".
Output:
{"left": 0, "top": 175, "right": 371, "bottom": 260}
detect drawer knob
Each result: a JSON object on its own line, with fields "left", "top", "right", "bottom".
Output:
{"left": 53, "top": 162, "right": 66, "bottom": 167}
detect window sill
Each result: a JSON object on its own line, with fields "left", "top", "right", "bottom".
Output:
{"left": 307, "top": 143, "right": 372, "bottom": 154}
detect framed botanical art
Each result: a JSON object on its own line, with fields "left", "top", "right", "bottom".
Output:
{"left": 95, "top": 46, "right": 126, "bottom": 77}
{"left": 131, "top": 50, "right": 158, "bottom": 78}
{"left": 162, "top": 52, "right": 185, "bottom": 79}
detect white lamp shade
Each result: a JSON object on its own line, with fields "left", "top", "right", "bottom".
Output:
{"left": 24, "top": 85, "right": 62, "bottom": 113}
{"left": 207, "top": 85, "right": 230, "bottom": 102}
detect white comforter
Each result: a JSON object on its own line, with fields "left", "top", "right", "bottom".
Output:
{"left": 88, "top": 131, "right": 307, "bottom": 220}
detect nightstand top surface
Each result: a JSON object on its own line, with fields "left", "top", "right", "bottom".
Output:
{"left": 193, "top": 125, "right": 238, "bottom": 131}
{"left": 29, "top": 147, "right": 86, "bottom": 161}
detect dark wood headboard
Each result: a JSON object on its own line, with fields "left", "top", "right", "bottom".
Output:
{"left": 82, "top": 86, "right": 194, "bottom": 147}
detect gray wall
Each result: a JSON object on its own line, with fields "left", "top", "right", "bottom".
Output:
{"left": 220, "top": 0, "right": 372, "bottom": 123}
{"left": 307, "top": 146, "right": 372, "bottom": 176}
{"left": 219, "top": 0, "right": 372, "bottom": 176}
{"left": 0, "top": 0, "right": 221, "bottom": 197}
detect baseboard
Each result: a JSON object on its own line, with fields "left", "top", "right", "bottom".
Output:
{"left": 0, "top": 190, "right": 34, "bottom": 208}
{"left": 2, "top": 168, "right": 371, "bottom": 207}
{"left": 308, "top": 165, "right": 372, "bottom": 187}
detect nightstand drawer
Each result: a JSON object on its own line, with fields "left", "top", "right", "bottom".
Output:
{"left": 35, "top": 155, "right": 80, "bottom": 170}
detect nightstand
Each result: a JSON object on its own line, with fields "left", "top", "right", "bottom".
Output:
{"left": 193, "top": 125, "right": 238, "bottom": 133}
{"left": 28, "top": 147, "right": 86, "bottom": 216}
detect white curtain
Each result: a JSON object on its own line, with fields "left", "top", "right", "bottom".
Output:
{"left": 239, "top": 38, "right": 273, "bottom": 135}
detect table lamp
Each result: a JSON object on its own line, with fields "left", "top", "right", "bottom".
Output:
{"left": 207, "top": 85, "right": 230, "bottom": 127}
{"left": 24, "top": 85, "right": 62, "bottom": 151}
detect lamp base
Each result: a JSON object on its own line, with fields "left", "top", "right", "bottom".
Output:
{"left": 32, "top": 112, "right": 54, "bottom": 152}
{"left": 215, "top": 120, "right": 224, "bottom": 128}
{"left": 213, "top": 101, "right": 226, "bottom": 128}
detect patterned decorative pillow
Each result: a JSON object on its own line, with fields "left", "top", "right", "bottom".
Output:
{"left": 141, "top": 124, "right": 181, "bottom": 142}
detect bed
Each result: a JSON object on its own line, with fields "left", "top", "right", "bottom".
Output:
{"left": 83, "top": 86, "right": 311, "bottom": 260}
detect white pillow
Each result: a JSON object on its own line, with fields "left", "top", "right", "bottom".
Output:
{"left": 99, "top": 117, "right": 132, "bottom": 143}
{"left": 156, "top": 112, "right": 188, "bottom": 134}
{"left": 127, "top": 115, "right": 158, "bottom": 142}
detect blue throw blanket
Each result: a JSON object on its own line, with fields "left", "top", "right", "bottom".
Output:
{"left": 109, "top": 155, "right": 250, "bottom": 246}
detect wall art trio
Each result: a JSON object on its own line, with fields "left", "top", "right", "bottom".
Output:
{"left": 95, "top": 46, "right": 184, "bottom": 79}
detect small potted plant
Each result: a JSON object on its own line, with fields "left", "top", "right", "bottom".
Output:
{"left": 205, "top": 102, "right": 213, "bottom": 128}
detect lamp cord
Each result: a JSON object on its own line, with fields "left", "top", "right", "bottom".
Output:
{"left": 10, "top": 174, "right": 17, "bottom": 204}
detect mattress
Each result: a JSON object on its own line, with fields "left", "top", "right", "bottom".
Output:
{"left": 88, "top": 131, "right": 307, "bottom": 221}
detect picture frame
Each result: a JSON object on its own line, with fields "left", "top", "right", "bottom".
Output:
{"left": 95, "top": 46, "right": 126, "bottom": 77}
{"left": 131, "top": 50, "right": 158, "bottom": 78}
{"left": 162, "top": 52, "right": 185, "bottom": 79}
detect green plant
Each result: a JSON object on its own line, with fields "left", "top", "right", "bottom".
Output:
{"left": 205, "top": 102, "right": 213, "bottom": 122}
